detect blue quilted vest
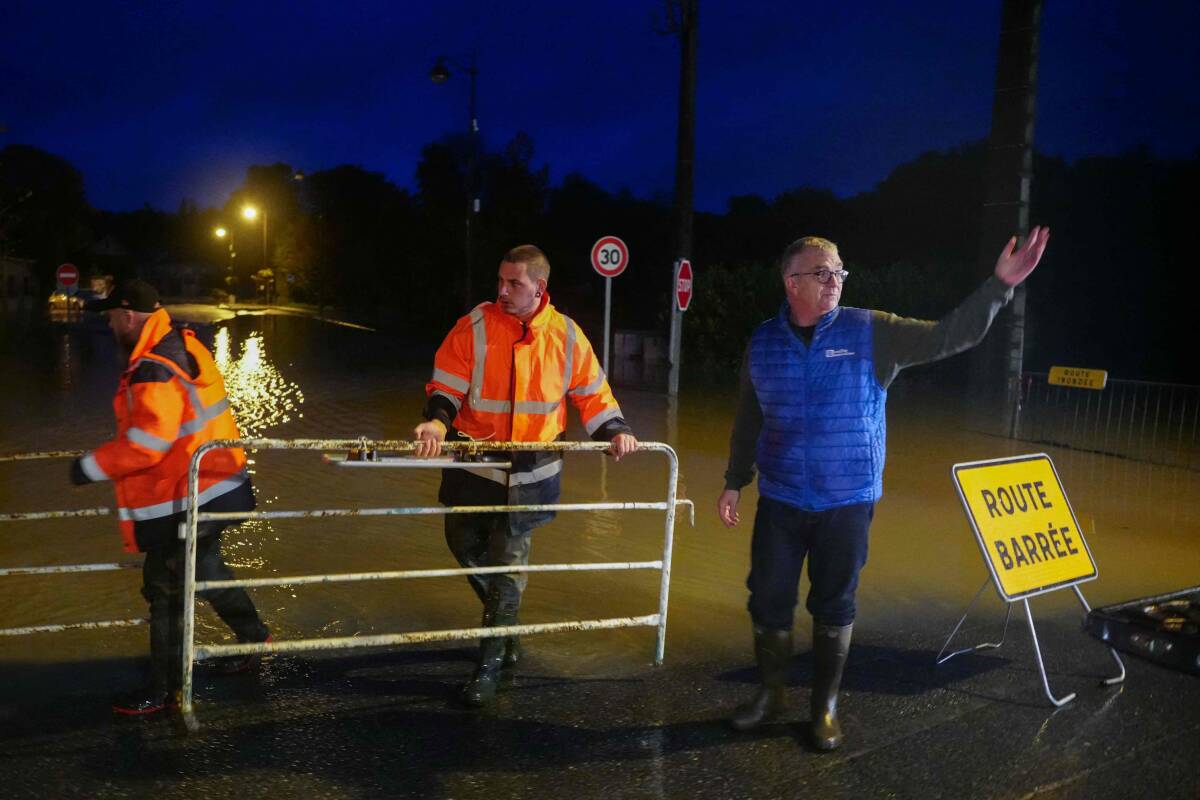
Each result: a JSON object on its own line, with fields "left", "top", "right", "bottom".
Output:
{"left": 749, "top": 304, "right": 886, "bottom": 511}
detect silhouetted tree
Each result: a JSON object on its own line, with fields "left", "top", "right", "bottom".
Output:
{"left": 0, "top": 145, "right": 92, "bottom": 284}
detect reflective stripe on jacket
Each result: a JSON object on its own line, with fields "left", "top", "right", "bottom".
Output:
{"left": 425, "top": 294, "right": 624, "bottom": 484}
{"left": 750, "top": 304, "right": 886, "bottom": 511}
{"left": 80, "top": 309, "right": 251, "bottom": 552}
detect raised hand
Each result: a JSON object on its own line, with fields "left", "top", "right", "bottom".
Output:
{"left": 994, "top": 225, "right": 1050, "bottom": 287}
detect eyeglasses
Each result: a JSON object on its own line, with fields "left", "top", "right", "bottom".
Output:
{"left": 787, "top": 269, "right": 850, "bottom": 284}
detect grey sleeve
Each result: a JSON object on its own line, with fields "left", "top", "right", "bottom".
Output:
{"left": 723, "top": 344, "right": 762, "bottom": 491}
{"left": 872, "top": 276, "right": 1014, "bottom": 388}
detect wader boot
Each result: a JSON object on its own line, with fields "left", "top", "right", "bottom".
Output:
{"left": 115, "top": 591, "right": 182, "bottom": 716}
{"left": 462, "top": 589, "right": 518, "bottom": 707}
{"left": 809, "top": 623, "right": 852, "bottom": 751}
{"left": 728, "top": 626, "right": 792, "bottom": 731}
{"left": 503, "top": 631, "right": 521, "bottom": 673}
{"left": 481, "top": 605, "right": 521, "bottom": 674}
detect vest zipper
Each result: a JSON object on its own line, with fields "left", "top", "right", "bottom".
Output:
{"left": 510, "top": 322, "right": 526, "bottom": 438}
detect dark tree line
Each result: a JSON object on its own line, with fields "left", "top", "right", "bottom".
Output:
{"left": 1, "top": 139, "right": 1196, "bottom": 381}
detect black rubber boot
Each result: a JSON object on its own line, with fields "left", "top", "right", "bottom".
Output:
{"left": 462, "top": 591, "right": 517, "bottom": 707}
{"left": 481, "top": 605, "right": 521, "bottom": 672}
{"left": 503, "top": 624, "right": 521, "bottom": 672}
{"left": 809, "top": 623, "right": 852, "bottom": 751}
{"left": 461, "top": 636, "right": 506, "bottom": 707}
{"left": 728, "top": 626, "right": 792, "bottom": 731}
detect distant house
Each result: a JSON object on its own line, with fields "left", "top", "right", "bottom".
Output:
{"left": 0, "top": 256, "right": 36, "bottom": 314}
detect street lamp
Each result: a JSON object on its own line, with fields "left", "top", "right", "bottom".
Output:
{"left": 430, "top": 54, "right": 479, "bottom": 310}
{"left": 241, "top": 203, "right": 272, "bottom": 303}
{"left": 213, "top": 226, "right": 238, "bottom": 299}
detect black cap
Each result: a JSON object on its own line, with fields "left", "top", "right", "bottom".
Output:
{"left": 87, "top": 279, "right": 160, "bottom": 313}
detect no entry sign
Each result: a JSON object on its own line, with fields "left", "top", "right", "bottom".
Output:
{"left": 56, "top": 263, "right": 79, "bottom": 288}
{"left": 591, "top": 236, "right": 629, "bottom": 278}
{"left": 675, "top": 259, "right": 693, "bottom": 311}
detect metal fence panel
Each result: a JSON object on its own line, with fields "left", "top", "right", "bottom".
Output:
{"left": 1017, "top": 374, "right": 1200, "bottom": 471}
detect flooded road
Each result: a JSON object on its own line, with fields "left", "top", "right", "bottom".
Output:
{"left": 2, "top": 308, "right": 1198, "bottom": 683}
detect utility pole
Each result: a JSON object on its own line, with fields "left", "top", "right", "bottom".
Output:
{"left": 665, "top": 0, "right": 698, "bottom": 397}
{"left": 969, "top": 0, "right": 1042, "bottom": 437}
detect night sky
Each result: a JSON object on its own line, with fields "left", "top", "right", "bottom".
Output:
{"left": 3, "top": 1, "right": 1197, "bottom": 213}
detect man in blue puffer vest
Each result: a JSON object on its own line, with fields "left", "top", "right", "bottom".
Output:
{"left": 717, "top": 228, "right": 1049, "bottom": 750}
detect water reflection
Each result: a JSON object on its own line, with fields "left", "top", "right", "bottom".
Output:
{"left": 213, "top": 326, "right": 305, "bottom": 437}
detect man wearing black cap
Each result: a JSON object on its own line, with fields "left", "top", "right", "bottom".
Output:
{"left": 73, "top": 280, "right": 271, "bottom": 715}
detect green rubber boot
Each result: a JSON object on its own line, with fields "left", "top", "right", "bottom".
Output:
{"left": 809, "top": 623, "right": 852, "bottom": 751}
{"left": 728, "top": 626, "right": 792, "bottom": 731}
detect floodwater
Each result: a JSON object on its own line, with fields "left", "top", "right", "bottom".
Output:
{"left": 1, "top": 307, "right": 1198, "bottom": 686}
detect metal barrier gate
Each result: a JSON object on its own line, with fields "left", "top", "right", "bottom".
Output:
{"left": 181, "top": 438, "right": 692, "bottom": 731}
{"left": 0, "top": 451, "right": 146, "bottom": 637}
{"left": 1017, "top": 372, "right": 1200, "bottom": 471}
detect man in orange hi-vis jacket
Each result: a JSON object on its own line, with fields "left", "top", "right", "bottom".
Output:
{"left": 413, "top": 244, "right": 638, "bottom": 706}
{"left": 70, "top": 280, "right": 270, "bottom": 716}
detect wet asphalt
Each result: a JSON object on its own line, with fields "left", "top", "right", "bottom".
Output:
{"left": 3, "top": 312, "right": 1197, "bottom": 798}
{"left": 2, "top": 609, "right": 1196, "bottom": 800}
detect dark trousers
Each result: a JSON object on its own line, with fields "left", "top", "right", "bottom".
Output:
{"left": 439, "top": 465, "right": 557, "bottom": 617}
{"left": 746, "top": 496, "right": 873, "bottom": 630}
{"left": 141, "top": 522, "right": 269, "bottom": 692}
{"left": 444, "top": 512, "right": 534, "bottom": 617}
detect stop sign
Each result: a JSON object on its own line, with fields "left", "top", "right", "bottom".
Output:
{"left": 56, "top": 263, "right": 79, "bottom": 288}
{"left": 675, "top": 259, "right": 694, "bottom": 311}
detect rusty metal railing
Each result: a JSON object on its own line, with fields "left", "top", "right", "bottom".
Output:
{"left": 0, "top": 451, "right": 146, "bottom": 637}
{"left": 179, "top": 438, "right": 692, "bottom": 731}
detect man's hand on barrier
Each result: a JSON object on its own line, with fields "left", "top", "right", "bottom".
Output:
{"left": 412, "top": 419, "right": 447, "bottom": 458}
{"left": 717, "top": 489, "right": 741, "bottom": 528}
{"left": 608, "top": 433, "right": 638, "bottom": 462}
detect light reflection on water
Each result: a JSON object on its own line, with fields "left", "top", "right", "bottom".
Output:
{"left": 212, "top": 327, "right": 305, "bottom": 438}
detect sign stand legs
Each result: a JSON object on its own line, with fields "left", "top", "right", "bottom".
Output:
{"left": 937, "top": 579, "right": 1126, "bottom": 707}
{"left": 1022, "top": 597, "right": 1077, "bottom": 707}
{"left": 936, "top": 578, "right": 1012, "bottom": 665}
{"left": 1071, "top": 585, "right": 1127, "bottom": 686}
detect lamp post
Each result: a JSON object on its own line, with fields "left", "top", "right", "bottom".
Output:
{"left": 213, "top": 226, "right": 237, "bottom": 300}
{"left": 241, "top": 204, "right": 271, "bottom": 303}
{"left": 430, "top": 54, "right": 479, "bottom": 310}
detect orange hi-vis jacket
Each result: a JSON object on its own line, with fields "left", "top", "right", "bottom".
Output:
{"left": 426, "top": 295, "right": 624, "bottom": 473}
{"left": 79, "top": 309, "right": 251, "bottom": 552}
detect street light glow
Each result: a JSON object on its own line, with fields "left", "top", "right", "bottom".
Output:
{"left": 214, "top": 227, "right": 227, "bottom": 238}
{"left": 242, "top": 205, "right": 259, "bottom": 221}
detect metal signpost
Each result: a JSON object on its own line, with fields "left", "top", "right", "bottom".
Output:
{"left": 668, "top": 258, "right": 693, "bottom": 396}
{"left": 590, "top": 236, "right": 628, "bottom": 374}
{"left": 937, "top": 453, "right": 1125, "bottom": 706}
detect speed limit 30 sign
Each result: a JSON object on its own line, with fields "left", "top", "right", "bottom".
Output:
{"left": 591, "top": 236, "right": 629, "bottom": 278}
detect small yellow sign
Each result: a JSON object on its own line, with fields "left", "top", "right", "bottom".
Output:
{"left": 1048, "top": 366, "right": 1108, "bottom": 390}
{"left": 952, "top": 454, "right": 1096, "bottom": 601}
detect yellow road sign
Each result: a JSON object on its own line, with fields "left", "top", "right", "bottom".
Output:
{"left": 1048, "top": 366, "right": 1108, "bottom": 390}
{"left": 952, "top": 454, "right": 1097, "bottom": 601}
